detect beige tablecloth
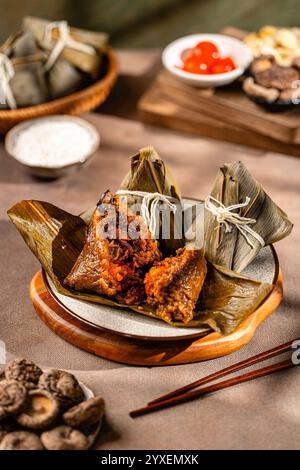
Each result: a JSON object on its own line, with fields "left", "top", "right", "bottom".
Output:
{"left": 0, "top": 51, "right": 299, "bottom": 450}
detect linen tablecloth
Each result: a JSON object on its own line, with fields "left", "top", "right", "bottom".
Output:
{"left": 0, "top": 51, "right": 299, "bottom": 449}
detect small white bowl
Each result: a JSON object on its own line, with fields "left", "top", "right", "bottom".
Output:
{"left": 5, "top": 116, "right": 100, "bottom": 179}
{"left": 162, "top": 33, "right": 252, "bottom": 88}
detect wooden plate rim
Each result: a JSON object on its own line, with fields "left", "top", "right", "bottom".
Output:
{"left": 42, "top": 244, "right": 280, "bottom": 342}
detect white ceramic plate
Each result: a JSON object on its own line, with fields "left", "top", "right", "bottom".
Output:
{"left": 162, "top": 34, "right": 252, "bottom": 87}
{"left": 44, "top": 199, "right": 277, "bottom": 341}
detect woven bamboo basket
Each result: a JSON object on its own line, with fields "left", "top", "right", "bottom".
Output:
{"left": 0, "top": 47, "right": 118, "bottom": 134}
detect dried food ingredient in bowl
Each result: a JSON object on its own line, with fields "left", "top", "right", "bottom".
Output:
{"left": 145, "top": 247, "right": 207, "bottom": 324}
{"left": 254, "top": 63, "right": 299, "bottom": 90}
{"left": 16, "top": 389, "right": 60, "bottom": 430}
{"left": 5, "top": 358, "right": 42, "bottom": 389}
{"left": 63, "top": 396, "right": 104, "bottom": 428}
{"left": 41, "top": 425, "right": 89, "bottom": 450}
{"left": 64, "top": 190, "right": 161, "bottom": 305}
{"left": 0, "top": 431, "right": 44, "bottom": 450}
{"left": 12, "top": 120, "right": 98, "bottom": 168}
{"left": 38, "top": 370, "right": 84, "bottom": 408}
{"left": 0, "top": 418, "right": 15, "bottom": 442}
{"left": 243, "top": 77, "right": 279, "bottom": 103}
{"left": 0, "top": 380, "right": 27, "bottom": 418}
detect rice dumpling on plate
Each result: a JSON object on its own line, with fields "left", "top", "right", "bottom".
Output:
{"left": 64, "top": 190, "right": 161, "bottom": 305}
{"left": 120, "top": 146, "right": 185, "bottom": 256}
{"left": 7, "top": 151, "right": 293, "bottom": 336}
{"left": 204, "top": 161, "right": 293, "bottom": 272}
{"left": 145, "top": 247, "right": 207, "bottom": 324}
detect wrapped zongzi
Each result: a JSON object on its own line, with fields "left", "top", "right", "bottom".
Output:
{"left": 204, "top": 161, "right": 293, "bottom": 272}
{"left": 119, "top": 146, "right": 185, "bottom": 256}
{"left": 23, "top": 16, "right": 108, "bottom": 77}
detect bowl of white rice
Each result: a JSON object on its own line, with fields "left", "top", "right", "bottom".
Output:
{"left": 5, "top": 115, "right": 100, "bottom": 178}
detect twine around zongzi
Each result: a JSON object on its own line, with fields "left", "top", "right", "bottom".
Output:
{"left": 43, "top": 20, "right": 95, "bottom": 71}
{"left": 0, "top": 54, "right": 16, "bottom": 109}
{"left": 205, "top": 196, "right": 265, "bottom": 249}
{"left": 116, "top": 190, "right": 178, "bottom": 238}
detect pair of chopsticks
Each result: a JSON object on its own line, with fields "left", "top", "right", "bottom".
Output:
{"left": 130, "top": 337, "right": 299, "bottom": 418}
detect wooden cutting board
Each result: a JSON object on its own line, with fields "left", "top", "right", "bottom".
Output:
{"left": 138, "top": 28, "right": 300, "bottom": 157}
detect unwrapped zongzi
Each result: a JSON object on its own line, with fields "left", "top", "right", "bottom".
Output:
{"left": 145, "top": 247, "right": 207, "bottom": 323}
{"left": 64, "top": 190, "right": 161, "bottom": 305}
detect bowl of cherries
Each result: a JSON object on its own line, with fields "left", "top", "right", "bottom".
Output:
{"left": 162, "top": 34, "right": 252, "bottom": 87}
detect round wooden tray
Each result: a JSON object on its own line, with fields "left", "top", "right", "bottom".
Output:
{"left": 30, "top": 269, "right": 283, "bottom": 366}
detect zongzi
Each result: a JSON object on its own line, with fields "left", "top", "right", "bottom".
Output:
{"left": 64, "top": 190, "right": 161, "bottom": 305}
{"left": 23, "top": 16, "right": 108, "bottom": 77}
{"left": 145, "top": 247, "right": 207, "bottom": 324}
{"left": 204, "top": 161, "right": 293, "bottom": 272}
{"left": 119, "top": 146, "right": 185, "bottom": 256}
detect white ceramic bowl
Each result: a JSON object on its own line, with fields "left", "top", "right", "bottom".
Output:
{"left": 162, "top": 33, "right": 252, "bottom": 88}
{"left": 5, "top": 115, "right": 100, "bottom": 179}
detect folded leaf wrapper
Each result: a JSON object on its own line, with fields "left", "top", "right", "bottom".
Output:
{"left": 204, "top": 161, "right": 293, "bottom": 272}
{"left": 9, "top": 56, "right": 48, "bottom": 108}
{"left": 8, "top": 199, "right": 273, "bottom": 334}
{"left": 120, "top": 146, "right": 185, "bottom": 256}
{"left": 23, "top": 16, "right": 108, "bottom": 77}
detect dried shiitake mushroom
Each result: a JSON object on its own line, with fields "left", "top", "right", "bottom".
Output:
{"left": 5, "top": 358, "right": 42, "bottom": 390}
{"left": 0, "top": 380, "right": 27, "bottom": 418}
{"left": 41, "top": 425, "right": 89, "bottom": 450}
{"left": 16, "top": 389, "right": 60, "bottom": 430}
{"left": 0, "top": 431, "right": 43, "bottom": 450}
{"left": 38, "top": 370, "right": 84, "bottom": 408}
{"left": 250, "top": 55, "right": 274, "bottom": 74}
{"left": 243, "top": 77, "right": 279, "bottom": 102}
{"left": 0, "top": 418, "right": 15, "bottom": 443}
{"left": 254, "top": 64, "right": 299, "bottom": 90}
{"left": 63, "top": 396, "right": 104, "bottom": 428}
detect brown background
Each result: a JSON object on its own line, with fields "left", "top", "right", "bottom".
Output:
{"left": 1, "top": 0, "right": 300, "bottom": 47}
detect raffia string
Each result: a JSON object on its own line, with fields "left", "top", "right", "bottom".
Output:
{"left": 116, "top": 190, "right": 177, "bottom": 238}
{"left": 0, "top": 54, "right": 16, "bottom": 109}
{"left": 205, "top": 195, "right": 265, "bottom": 249}
{"left": 43, "top": 20, "right": 95, "bottom": 71}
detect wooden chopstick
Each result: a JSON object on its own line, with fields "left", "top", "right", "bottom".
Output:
{"left": 130, "top": 358, "right": 293, "bottom": 418}
{"left": 147, "top": 337, "right": 299, "bottom": 406}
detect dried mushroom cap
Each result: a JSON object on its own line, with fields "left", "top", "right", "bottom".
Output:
{"left": 0, "top": 431, "right": 43, "bottom": 450}
{"left": 280, "top": 87, "right": 300, "bottom": 102}
{"left": 41, "top": 425, "right": 89, "bottom": 450}
{"left": 16, "top": 389, "right": 60, "bottom": 430}
{"left": 250, "top": 56, "right": 274, "bottom": 74}
{"left": 0, "top": 380, "right": 27, "bottom": 418}
{"left": 5, "top": 358, "right": 42, "bottom": 389}
{"left": 0, "top": 418, "right": 15, "bottom": 443}
{"left": 243, "top": 77, "right": 279, "bottom": 103}
{"left": 38, "top": 370, "right": 84, "bottom": 407}
{"left": 63, "top": 396, "right": 105, "bottom": 428}
{"left": 292, "top": 56, "right": 300, "bottom": 69}
{"left": 254, "top": 64, "right": 299, "bottom": 90}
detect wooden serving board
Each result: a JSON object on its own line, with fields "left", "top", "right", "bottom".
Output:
{"left": 138, "top": 27, "right": 300, "bottom": 157}
{"left": 30, "top": 270, "right": 283, "bottom": 366}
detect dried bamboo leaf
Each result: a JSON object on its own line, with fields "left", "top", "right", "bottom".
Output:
{"left": 204, "top": 161, "right": 293, "bottom": 272}
{"left": 8, "top": 199, "right": 273, "bottom": 335}
{"left": 120, "top": 146, "right": 185, "bottom": 255}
